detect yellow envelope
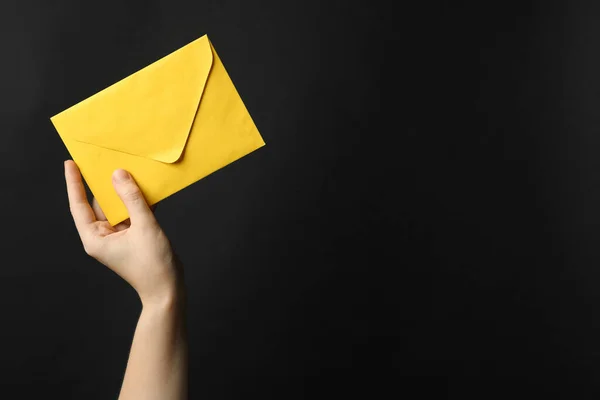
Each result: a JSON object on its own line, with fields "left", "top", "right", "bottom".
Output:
{"left": 50, "top": 35, "right": 265, "bottom": 225}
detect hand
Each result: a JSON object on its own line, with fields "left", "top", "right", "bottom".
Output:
{"left": 64, "top": 160, "right": 183, "bottom": 306}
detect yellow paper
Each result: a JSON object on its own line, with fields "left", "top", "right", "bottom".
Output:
{"left": 51, "top": 35, "right": 265, "bottom": 225}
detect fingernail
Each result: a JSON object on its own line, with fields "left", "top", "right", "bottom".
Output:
{"left": 113, "top": 169, "right": 130, "bottom": 183}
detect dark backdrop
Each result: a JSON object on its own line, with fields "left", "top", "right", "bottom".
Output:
{"left": 4, "top": 0, "right": 600, "bottom": 399}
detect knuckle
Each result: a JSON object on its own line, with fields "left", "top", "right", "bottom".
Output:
{"left": 68, "top": 204, "right": 78, "bottom": 216}
{"left": 123, "top": 186, "right": 142, "bottom": 202}
{"left": 82, "top": 241, "right": 98, "bottom": 257}
{"left": 83, "top": 244, "right": 94, "bottom": 257}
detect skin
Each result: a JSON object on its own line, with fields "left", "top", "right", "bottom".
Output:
{"left": 64, "top": 160, "right": 188, "bottom": 400}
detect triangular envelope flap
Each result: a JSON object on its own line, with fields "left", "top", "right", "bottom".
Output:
{"left": 51, "top": 35, "right": 213, "bottom": 163}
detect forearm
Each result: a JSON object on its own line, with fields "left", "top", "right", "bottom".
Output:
{"left": 118, "top": 289, "right": 188, "bottom": 400}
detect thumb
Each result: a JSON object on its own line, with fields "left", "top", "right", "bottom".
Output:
{"left": 112, "top": 169, "right": 155, "bottom": 226}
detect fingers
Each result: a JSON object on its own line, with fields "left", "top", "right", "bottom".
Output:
{"left": 64, "top": 160, "right": 96, "bottom": 234}
{"left": 93, "top": 197, "right": 131, "bottom": 231}
{"left": 92, "top": 198, "right": 107, "bottom": 221}
{"left": 112, "top": 169, "right": 156, "bottom": 227}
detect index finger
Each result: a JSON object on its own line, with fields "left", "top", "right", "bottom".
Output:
{"left": 64, "top": 160, "right": 96, "bottom": 233}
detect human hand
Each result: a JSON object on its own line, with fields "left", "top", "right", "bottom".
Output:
{"left": 64, "top": 160, "right": 183, "bottom": 306}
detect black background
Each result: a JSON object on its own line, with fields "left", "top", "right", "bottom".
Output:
{"left": 5, "top": 0, "right": 600, "bottom": 398}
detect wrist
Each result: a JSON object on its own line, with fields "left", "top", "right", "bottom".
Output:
{"left": 139, "top": 276, "right": 186, "bottom": 311}
{"left": 138, "top": 257, "right": 186, "bottom": 309}
{"left": 141, "top": 287, "right": 186, "bottom": 311}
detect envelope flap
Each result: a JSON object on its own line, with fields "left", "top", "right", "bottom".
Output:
{"left": 51, "top": 35, "right": 213, "bottom": 163}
